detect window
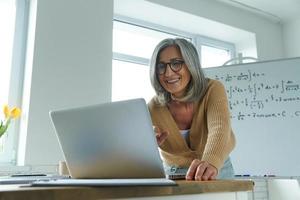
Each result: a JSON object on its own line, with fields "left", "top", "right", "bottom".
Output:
{"left": 197, "top": 36, "right": 234, "bottom": 68}
{"left": 112, "top": 20, "right": 187, "bottom": 102}
{"left": 112, "top": 60, "right": 154, "bottom": 102}
{"left": 0, "top": 0, "right": 28, "bottom": 164}
{"left": 0, "top": 1, "right": 16, "bottom": 109}
{"left": 201, "top": 45, "right": 232, "bottom": 68}
{"left": 112, "top": 18, "right": 235, "bottom": 102}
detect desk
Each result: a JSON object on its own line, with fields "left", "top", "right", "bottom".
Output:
{"left": 0, "top": 180, "right": 253, "bottom": 200}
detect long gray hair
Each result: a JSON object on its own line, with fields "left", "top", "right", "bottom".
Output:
{"left": 149, "top": 38, "right": 208, "bottom": 105}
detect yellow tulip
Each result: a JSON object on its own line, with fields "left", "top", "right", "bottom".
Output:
{"left": 0, "top": 105, "right": 21, "bottom": 137}
{"left": 3, "top": 105, "right": 10, "bottom": 119}
{"left": 10, "top": 107, "right": 21, "bottom": 119}
{"left": 2, "top": 104, "right": 21, "bottom": 119}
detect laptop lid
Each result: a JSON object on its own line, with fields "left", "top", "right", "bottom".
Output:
{"left": 50, "top": 98, "right": 166, "bottom": 179}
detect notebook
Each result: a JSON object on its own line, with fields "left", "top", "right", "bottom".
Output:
{"left": 33, "top": 98, "right": 175, "bottom": 186}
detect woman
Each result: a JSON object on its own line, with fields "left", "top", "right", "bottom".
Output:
{"left": 148, "top": 38, "right": 236, "bottom": 181}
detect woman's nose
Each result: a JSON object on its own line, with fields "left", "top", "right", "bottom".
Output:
{"left": 164, "top": 64, "right": 174, "bottom": 76}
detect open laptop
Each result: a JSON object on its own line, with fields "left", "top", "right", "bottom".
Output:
{"left": 32, "top": 98, "right": 175, "bottom": 186}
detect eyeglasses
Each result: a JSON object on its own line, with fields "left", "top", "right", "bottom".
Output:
{"left": 156, "top": 59, "right": 185, "bottom": 75}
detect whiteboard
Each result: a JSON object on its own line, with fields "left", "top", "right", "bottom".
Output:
{"left": 204, "top": 57, "right": 300, "bottom": 176}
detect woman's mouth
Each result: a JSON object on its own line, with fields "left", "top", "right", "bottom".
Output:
{"left": 165, "top": 78, "right": 180, "bottom": 84}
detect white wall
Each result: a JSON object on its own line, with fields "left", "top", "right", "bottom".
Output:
{"left": 18, "top": 0, "right": 113, "bottom": 165}
{"left": 283, "top": 17, "right": 300, "bottom": 58}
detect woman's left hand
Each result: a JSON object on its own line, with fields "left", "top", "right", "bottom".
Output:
{"left": 185, "top": 159, "right": 218, "bottom": 181}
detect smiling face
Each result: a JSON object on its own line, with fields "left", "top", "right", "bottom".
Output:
{"left": 157, "top": 45, "right": 191, "bottom": 98}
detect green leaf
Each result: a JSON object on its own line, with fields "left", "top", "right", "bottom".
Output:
{"left": 0, "top": 120, "right": 9, "bottom": 138}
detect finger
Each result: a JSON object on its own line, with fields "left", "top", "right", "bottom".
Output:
{"left": 153, "top": 126, "right": 161, "bottom": 133}
{"left": 186, "top": 159, "right": 201, "bottom": 180}
{"left": 155, "top": 128, "right": 169, "bottom": 145}
{"left": 204, "top": 165, "right": 217, "bottom": 180}
{"left": 155, "top": 134, "right": 161, "bottom": 142}
{"left": 209, "top": 172, "right": 217, "bottom": 180}
{"left": 206, "top": 165, "right": 217, "bottom": 180}
{"left": 158, "top": 131, "right": 169, "bottom": 143}
{"left": 157, "top": 135, "right": 164, "bottom": 145}
{"left": 195, "top": 162, "right": 208, "bottom": 181}
{"left": 209, "top": 169, "right": 218, "bottom": 180}
{"left": 154, "top": 126, "right": 161, "bottom": 139}
{"left": 202, "top": 167, "right": 215, "bottom": 181}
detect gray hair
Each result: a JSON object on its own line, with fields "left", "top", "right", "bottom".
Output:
{"left": 149, "top": 38, "right": 208, "bottom": 105}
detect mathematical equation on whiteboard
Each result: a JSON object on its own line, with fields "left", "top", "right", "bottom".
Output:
{"left": 210, "top": 70, "right": 300, "bottom": 120}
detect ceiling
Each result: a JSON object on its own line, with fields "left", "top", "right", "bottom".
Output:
{"left": 218, "top": 0, "right": 300, "bottom": 23}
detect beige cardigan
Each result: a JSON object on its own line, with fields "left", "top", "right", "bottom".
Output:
{"left": 148, "top": 79, "right": 236, "bottom": 170}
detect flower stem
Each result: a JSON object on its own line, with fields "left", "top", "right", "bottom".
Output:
{"left": 0, "top": 118, "right": 11, "bottom": 138}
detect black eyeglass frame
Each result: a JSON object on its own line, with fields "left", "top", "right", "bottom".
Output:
{"left": 156, "top": 59, "right": 185, "bottom": 75}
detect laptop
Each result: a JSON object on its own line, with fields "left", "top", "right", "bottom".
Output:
{"left": 32, "top": 98, "right": 175, "bottom": 186}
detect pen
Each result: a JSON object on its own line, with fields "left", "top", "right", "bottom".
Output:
{"left": 264, "top": 175, "right": 276, "bottom": 177}
{"left": 235, "top": 174, "right": 251, "bottom": 177}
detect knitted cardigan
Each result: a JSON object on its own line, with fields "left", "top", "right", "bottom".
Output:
{"left": 148, "top": 79, "right": 236, "bottom": 170}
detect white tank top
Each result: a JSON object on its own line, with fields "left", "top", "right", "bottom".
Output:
{"left": 180, "top": 129, "right": 190, "bottom": 147}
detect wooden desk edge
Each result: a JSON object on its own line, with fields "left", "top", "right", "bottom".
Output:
{"left": 0, "top": 180, "right": 254, "bottom": 199}
{"left": 174, "top": 180, "right": 254, "bottom": 194}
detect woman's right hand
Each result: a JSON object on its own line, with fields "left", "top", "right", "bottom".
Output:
{"left": 186, "top": 159, "right": 218, "bottom": 181}
{"left": 153, "top": 126, "right": 169, "bottom": 146}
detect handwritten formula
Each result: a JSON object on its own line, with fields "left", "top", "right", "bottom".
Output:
{"left": 208, "top": 70, "right": 300, "bottom": 120}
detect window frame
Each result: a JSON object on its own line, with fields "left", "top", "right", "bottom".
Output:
{"left": 0, "top": 0, "right": 29, "bottom": 165}
{"left": 196, "top": 35, "right": 236, "bottom": 66}
{"left": 113, "top": 15, "right": 235, "bottom": 67}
